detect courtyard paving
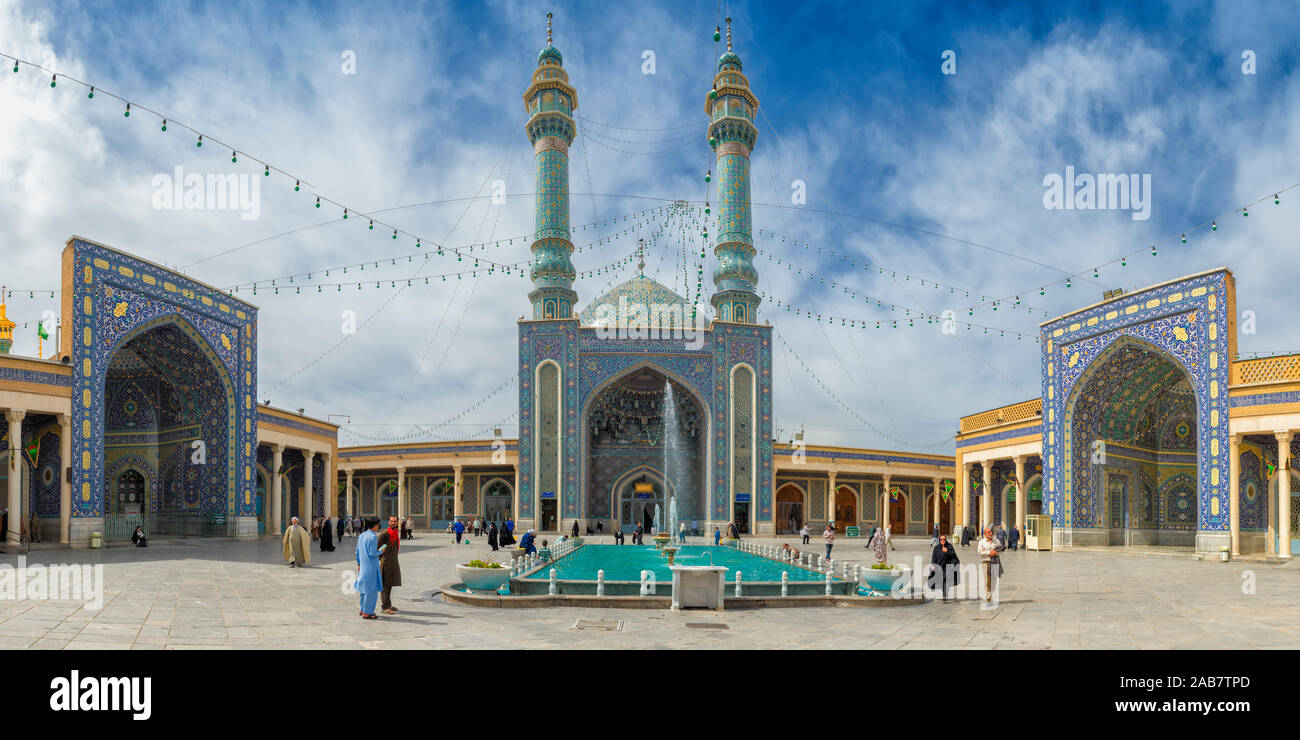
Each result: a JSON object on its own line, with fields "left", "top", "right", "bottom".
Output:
{"left": 0, "top": 532, "right": 1296, "bottom": 649}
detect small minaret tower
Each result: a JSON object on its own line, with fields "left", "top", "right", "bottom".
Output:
{"left": 0, "top": 288, "right": 14, "bottom": 354}
{"left": 706, "top": 18, "right": 761, "bottom": 323}
{"left": 525, "top": 12, "right": 579, "bottom": 320}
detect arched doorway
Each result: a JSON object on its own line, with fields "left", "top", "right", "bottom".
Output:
{"left": 1065, "top": 338, "right": 1197, "bottom": 547}
{"left": 255, "top": 469, "right": 268, "bottom": 534}
{"left": 1267, "top": 471, "right": 1300, "bottom": 556}
{"left": 833, "top": 486, "right": 856, "bottom": 533}
{"left": 103, "top": 319, "right": 233, "bottom": 540}
{"left": 926, "top": 492, "right": 952, "bottom": 536}
{"left": 615, "top": 469, "right": 668, "bottom": 534}
{"left": 1002, "top": 483, "right": 1017, "bottom": 528}
{"left": 427, "top": 478, "right": 453, "bottom": 530}
{"left": 887, "top": 488, "right": 907, "bottom": 535}
{"left": 109, "top": 468, "right": 148, "bottom": 536}
{"left": 1026, "top": 475, "right": 1043, "bottom": 515}
{"left": 584, "top": 366, "right": 706, "bottom": 531}
{"left": 775, "top": 483, "right": 805, "bottom": 534}
{"left": 482, "top": 478, "right": 513, "bottom": 524}
{"left": 377, "top": 479, "right": 398, "bottom": 521}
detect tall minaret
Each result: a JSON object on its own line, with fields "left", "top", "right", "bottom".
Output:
{"left": 706, "top": 17, "right": 760, "bottom": 324}
{"left": 525, "top": 12, "right": 579, "bottom": 320}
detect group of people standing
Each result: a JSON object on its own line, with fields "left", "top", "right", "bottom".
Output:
{"left": 279, "top": 514, "right": 405, "bottom": 619}
{"left": 957, "top": 523, "right": 1021, "bottom": 551}
{"left": 452, "top": 517, "right": 516, "bottom": 551}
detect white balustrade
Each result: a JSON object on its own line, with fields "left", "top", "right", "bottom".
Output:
{"left": 549, "top": 568, "right": 557, "bottom": 595}
{"left": 734, "top": 570, "right": 743, "bottom": 597}
{"left": 596, "top": 569, "right": 605, "bottom": 597}
{"left": 781, "top": 571, "right": 789, "bottom": 597}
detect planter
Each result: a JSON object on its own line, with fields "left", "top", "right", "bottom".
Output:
{"left": 456, "top": 563, "right": 512, "bottom": 593}
{"left": 652, "top": 534, "right": 671, "bottom": 549}
{"left": 859, "top": 565, "right": 912, "bottom": 595}
{"left": 662, "top": 546, "right": 679, "bottom": 565}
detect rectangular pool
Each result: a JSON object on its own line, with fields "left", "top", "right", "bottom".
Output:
{"left": 512, "top": 544, "right": 853, "bottom": 596}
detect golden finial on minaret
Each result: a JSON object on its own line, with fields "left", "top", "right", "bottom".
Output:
{"left": 726, "top": 17, "right": 732, "bottom": 51}
{"left": 547, "top": 12, "right": 553, "bottom": 45}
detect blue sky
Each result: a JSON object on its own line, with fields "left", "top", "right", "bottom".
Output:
{"left": 3, "top": 0, "right": 1299, "bottom": 452}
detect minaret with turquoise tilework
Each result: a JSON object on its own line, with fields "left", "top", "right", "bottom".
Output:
{"left": 525, "top": 12, "right": 579, "bottom": 320}
{"left": 706, "top": 18, "right": 760, "bottom": 324}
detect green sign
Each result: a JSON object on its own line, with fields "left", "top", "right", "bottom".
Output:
{"left": 846, "top": 526, "right": 860, "bottom": 538}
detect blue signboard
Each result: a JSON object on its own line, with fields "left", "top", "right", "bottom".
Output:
{"left": 634, "top": 492, "right": 653, "bottom": 499}
{"left": 736, "top": 493, "right": 751, "bottom": 503}
{"left": 541, "top": 491, "right": 556, "bottom": 499}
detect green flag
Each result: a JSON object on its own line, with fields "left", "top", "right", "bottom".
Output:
{"left": 36, "top": 321, "right": 48, "bottom": 340}
{"left": 24, "top": 436, "right": 40, "bottom": 468}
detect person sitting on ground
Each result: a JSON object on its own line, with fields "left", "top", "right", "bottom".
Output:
{"left": 131, "top": 525, "right": 148, "bottom": 547}
{"left": 782, "top": 542, "right": 799, "bottom": 559}
{"left": 537, "top": 539, "right": 552, "bottom": 562}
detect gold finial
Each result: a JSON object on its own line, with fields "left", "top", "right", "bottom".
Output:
{"left": 547, "top": 12, "right": 553, "bottom": 45}
{"left": 726, "top": 17, "right": 732, "bottom": 51}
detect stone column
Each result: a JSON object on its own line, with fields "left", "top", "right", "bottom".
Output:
{"left": 321, "top": 452, "right": 333, "bottom": 517}
{"left": 960, "top": 461, "right": 972, "bottom": 531}
{"left": 270, "top": 444, "right": 284, "bottom": 534}
{"left": 932, "top": 477, "right": 941, "bottom": 534}
{"left": 396, "top": 466, "right": 407, "bottom": 521}
{"left": 1014, "top": 455, "right": 1027, "bottom": 535}
{"left": 981, "top": 462, "right": 992, "bottom": 532}
{"left": 344, "top": 469, "right": 354, "bottom": 519}
{"left": 512, "top": 464, "right": 520, "bottom": 522}
{"left": 880, "top": 474, "right": 891, "bottom": 529}
{"left": 1278, "top": 432, "right": 1292, "bottom": 559}
{"left": 6, "top": 409, "right": 25, "bottom": 547}
{"left": 303, "top": 450, "right": 315, "bottom": 526}
{"left": 827, "top": 470, "right": 837, "bottom": 529}
{"left": 58, "top": 413, "right": 71, "bottom": 545}
{"left": 1229, "top": 434, "right": 1241, "bottom": 557}
{"left": 452, "top": 464, "right": 464, "bottom": 521}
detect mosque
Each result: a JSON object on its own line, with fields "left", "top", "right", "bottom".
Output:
{"left": 1, "top": 20, "right": 1294, "bottom": 561}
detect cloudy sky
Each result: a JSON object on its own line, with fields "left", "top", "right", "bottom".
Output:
{"left": 2, "top": 0, "right": 1298, "bottom": 453}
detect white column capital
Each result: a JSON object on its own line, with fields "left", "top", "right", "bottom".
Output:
{"left": 303, "top": 449, "right": 316, "bottom": 462}
{"left": 1274, "top": 431, "right": 1293, "bottom": 445}
{"left": 6, "top": 408, "right": 26, "bottom": 424}
{"left": 272, "top": 442, "right": 286, "bottom": 454}
{"left": 57, "top": 412, "right": 71, "bottom": 426}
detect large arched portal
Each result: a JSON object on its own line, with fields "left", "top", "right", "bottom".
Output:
{"left": 103, "top": 321, "right": 233, "bottom": 540}
{"left": 585, "top": 367, "right": 706, "bottom": 534}
{"left": 1066, "top": 340, "right": 1198, "bottom": 547}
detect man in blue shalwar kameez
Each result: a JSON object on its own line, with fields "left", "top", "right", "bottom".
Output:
{"left": 355, "top": 517, "right": 384, "bottom": 619}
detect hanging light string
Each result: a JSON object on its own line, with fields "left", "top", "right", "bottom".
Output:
{"left": 960, "top": 181, "right": 1300, "bottom": 314}
{"left": 224, "top": 203, "right": 673, "bottom": 292}
{"left": 575, "top": 115, "right": 700, "bottom": 134}
{"left": 185, "top": 200, "right": 675, "bottom": 271}
{"left": 773, "top": 327, "right": 953, "bottom": 450}
{"left": 754, "top": 226, "right": 1053, "bottom": 317}
{"left": 754, "top": 110, "right": 1300, "bottom": 319}
{"left": 4, "top": 50, "right": 542, "bottom": 271}
{"left": 341, "top": 410, "right": 519, "bottom": 445}
{"left": 760, "top": 288, "right": 1037, "bottom": 339}
{"left": 264, "top": 141, "right": 521, "bottom": 393}
{"left": 338, "top": 379, "right": 517, "bottom": 444}
{"left": 241, "top": 244, "right": 640, "bottom": 296}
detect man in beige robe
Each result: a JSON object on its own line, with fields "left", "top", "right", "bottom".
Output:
{"left": 282, "top": 516, "right": 311, "bottom": 567}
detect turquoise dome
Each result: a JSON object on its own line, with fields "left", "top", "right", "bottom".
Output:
{"left": 578, "top": 276, "right": 704, "bottom": 328}
{"left": 717, "top": 50, "right": 742, "bottom": 71}
{"left": 538, "top": 44, "right": 563, "bottom": 66}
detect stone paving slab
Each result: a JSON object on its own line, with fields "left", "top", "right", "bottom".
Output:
{"left": 0, "top": 533, "right": 1297, "bottom": 649}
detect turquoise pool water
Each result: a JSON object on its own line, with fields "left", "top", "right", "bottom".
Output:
{"left": 523, "top": 544, "right": 845, "bottom": 583}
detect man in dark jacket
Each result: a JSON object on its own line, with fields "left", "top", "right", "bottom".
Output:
{"left": 377, "top": 515, "right": 403, "bottom": 614}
